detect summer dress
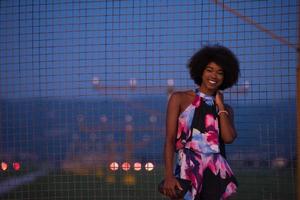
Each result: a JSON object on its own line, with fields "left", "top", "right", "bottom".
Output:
{"left": 175, "top": 89, "right": 238, "bottom": 200}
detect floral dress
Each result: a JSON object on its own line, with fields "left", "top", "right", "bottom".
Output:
{"left": 175, "top": 90, "right": 237, "bottom": 200}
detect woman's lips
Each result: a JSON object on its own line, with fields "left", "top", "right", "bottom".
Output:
{"left": 208, "top": 80, "right": 217, "bottom": 84}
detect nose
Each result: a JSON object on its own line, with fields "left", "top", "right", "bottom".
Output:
{"left": 211, "top": 71, "right": 217, "bottom": 78}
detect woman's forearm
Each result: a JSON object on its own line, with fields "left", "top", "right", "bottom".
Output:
{"left": 218, "top": 104, "right": 237, "bottom": 143}
{"left": 218, "top": 112, "right": 236, "bottom": 143}
{"left": 164, "top": 140, "right": 175, "bottom": 178}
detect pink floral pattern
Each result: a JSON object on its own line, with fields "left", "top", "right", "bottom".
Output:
{"left": 175, "top": 91, "right": 237, "bottom": 200}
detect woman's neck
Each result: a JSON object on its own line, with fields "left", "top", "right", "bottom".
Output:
{"left": 198, "top": 86, "right": 216, "bottom": 96}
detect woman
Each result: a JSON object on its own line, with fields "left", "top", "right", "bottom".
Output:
{"left": 163, "top": 45, "right": 239, "bottom": 200}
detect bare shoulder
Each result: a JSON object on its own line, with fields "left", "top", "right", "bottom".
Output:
{"left": 169, "top": 90, "right": 195, "bottom": 112}
{"left": 169, "top": 90, "right": 194, "bottom": 102}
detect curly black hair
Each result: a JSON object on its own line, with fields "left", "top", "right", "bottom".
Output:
{"left": 187, "top": 45, "right": 240, "bottom": 90}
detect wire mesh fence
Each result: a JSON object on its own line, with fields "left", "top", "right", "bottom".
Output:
{"left": 0, "top": 0, "right": 298, "bottom": 199}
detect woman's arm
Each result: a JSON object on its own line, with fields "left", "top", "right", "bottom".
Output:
{"left": 215, "top": 91, "right": 237, "bottom": 143}
{"left": 163, "top": 92, "right": 183, "bottom": 197}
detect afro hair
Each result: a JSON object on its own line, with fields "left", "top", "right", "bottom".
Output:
{"left": 187, "top": 45, "right": 240, "bottom": 90}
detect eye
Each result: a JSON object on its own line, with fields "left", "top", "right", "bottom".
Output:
{"left": 205, "top": 67, "right": 213, "bottom": 72}
{"left": 217, "top": 71, "right": 224, "bottom": 75}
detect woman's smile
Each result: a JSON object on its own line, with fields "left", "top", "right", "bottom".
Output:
{"left": 200, "top": 62, "right": 224, "bottom": 95}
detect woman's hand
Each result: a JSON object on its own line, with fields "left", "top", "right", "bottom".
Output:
{"left": 215, "top": 90, "right": 225, "bottom": 110}
{"left": 215, "top": 90, "right": 237, "bottom": 143}
{"left": 163, "top": 176, "right": 183, "bottom": 199}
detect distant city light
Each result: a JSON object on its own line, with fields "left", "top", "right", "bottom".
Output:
{"left": 92, "top": 76, "right": 100, "bottom": 85}
{"left": 167, "top": 79, "right": 175, "bottom": 95}
{"left": 167, "top": 79, "right": 174, "bottom": 87}
{"left": 149, "top": 115, "right": 157, "bottom": 123}
{"left": 109, "top": 162, "right": 119, "bottom": 171}
{"left": 13, "top": 162, "right": 21, "bottom": 171}
{"left": 123, "top": 174, "right": 136, "bottom": 185}
{"left": 133, "top": 162, "right": 142, "bottom": 171}
{"left": 1, "top": 162, "right": 8, "bottom": 171}
{"left": 100, "top": 115, "right": 108, "bottom": 123}
{"left": 272, "top": 157, "right": 288, "bottom": 169}
{"left": 145, "top": 162, "right": 154, "bottom": 171}
{"left": 122, "top": 162, "right": 131, "bottom": 171}
{"left": 125, "top": 114, "right": 133, "bottom": 123}
{"left": 129, "top": 78, "right": 137, "bottom": 87}
{"left": 125, "top": 124, "right": 133, "bottom": 132}
{"left": 244, "top": 80, "right": 250, "bottom": 90}
{"left": 106, "top": 175, "right": 116, "bottom": 184}
{"left": 236, "top": 80, "right": 251, "bottom": 93}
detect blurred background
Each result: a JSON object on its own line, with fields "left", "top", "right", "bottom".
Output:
{"left": 0, "top": 0, "right": 298, "bottom": 199}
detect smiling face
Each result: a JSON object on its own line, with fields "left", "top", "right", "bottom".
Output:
{"left": 199, "top": 62, "right": 224, "bottom": 95}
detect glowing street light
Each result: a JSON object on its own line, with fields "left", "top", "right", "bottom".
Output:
{"left": 167, "top": 79, "right": 175, "bottom": 95}
{"left": 1, "top": 162, "right": 8, "bottom": 171}
{"left": 149, "top": 115, "right": 157, "bottom": 123}
{"left": 167, "top": 79, "right": 174, "bottom": 87}
{"left": 92, "top": 76, "right": 100, "bottom": 86}
{"left": 122, "top": 162, "right": 131, "bottom": 171}
{"left": 129, "top": 78, "right": 137, "bottom": 88}
{"left": 13, "top": 162, "right": 21, "bottom": 171}
{"left": 133, "top": 162, "right": 142, "bottom": 171}
{"left": 100, "top": 115, "right": 108, "bottom": 123}
{"left": 125, "top": 114, "right": 133, "bottom": 123}
{"left": 109, "top": 162, "right": 119, "bottom": 171}
{"left": 145, "top": 162, "right": 154, "bottom": 171}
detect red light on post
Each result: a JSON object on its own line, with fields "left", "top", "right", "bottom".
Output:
{"left": 13, "top": 162, "right": 21, "bottom": 171}
{"left": 1, "top": 162, "right": 8, "bottom": 171}
{"left": 121, "top": 162, "right": 131, "bottom": 171}
{"left": 133, "top": 162, "right": 142, "bottom": 171}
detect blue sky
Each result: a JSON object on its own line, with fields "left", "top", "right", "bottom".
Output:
{"left": 0, "top": 0, "right": 298, "bottom": 101}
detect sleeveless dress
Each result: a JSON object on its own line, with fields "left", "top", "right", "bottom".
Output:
{"left": 174, "top": 90, "right": 238, "bottom": 200}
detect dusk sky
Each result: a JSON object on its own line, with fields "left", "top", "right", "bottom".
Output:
{"left": 0, "top": 0, "right": 298, "bottom": 101}
{"left": 0, "top": 2, "right": 298, "bottom": 199}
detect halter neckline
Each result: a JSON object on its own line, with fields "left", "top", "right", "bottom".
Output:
{"left": 194, "top": 88, "right": 215, "bottom": 100}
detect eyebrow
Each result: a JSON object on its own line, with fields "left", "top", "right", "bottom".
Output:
{"left": 206, "top": 66, "right": 223, "bottom": 72}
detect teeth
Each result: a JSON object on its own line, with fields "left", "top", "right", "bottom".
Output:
{"left": 209, "top": 80, "right": 216, "bottom": 84}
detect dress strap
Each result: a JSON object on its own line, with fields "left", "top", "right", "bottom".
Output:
{"left": 194, "top": 88, "right": 215, "bottom": 105}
